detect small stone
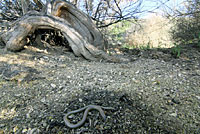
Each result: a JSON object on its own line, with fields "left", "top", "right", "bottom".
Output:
{"left": 39, "top": 60, "right": 45, "bottom": 64}
{"left": 110, "top": 93, "right": 114, "bottom": 97}
{"left": 26, "top": 113, "right": 31, "bottom": 118}
{"left": 169, "top": 112, "right": 177, "bottom": 117}
{"left": 41, "top": 98, "right": 46, "bottom": 103}
{"left": 168, "top": 100, "right": 172, "bottom": 103}
{"left": 50, "top": 84, "right": 56, "bottom": 88}
{"left": 22, "top": 129, "right": 28, "bottom": 133}
{"left": 14, "top": 94, "right": 21, "bottom": 97}
{"left": 172, "top": 98, "right": 181, "bottom": 104}
{"left": 125, "top": 129, "right": 129, "bottom": 132}
{"left": 107, "top": 116, "right": 111, "bottom": 119}
{"left": 79, "top": 98, "right": 83, "bottom": 102}
{"left": 196, "top": 96, "right": 200, "bottom": 100}
{"left": 59, "top": 86, "right": 63, "bottom": 89}
{"left": 43, "top": 56, "right": 49, "bottom": 60}
{"left": 135, "top": 71, "right": 140, "bottom": 74}
{"left": 42, "top": 122, "right": 47, "bottom": 127}
{"left": 68, "top": 114, "right": 74, "bottom": 119}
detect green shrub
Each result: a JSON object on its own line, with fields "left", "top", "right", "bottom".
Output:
{"left": 171, "top": 17, "right": 200, "bottom": 46}
{"left": 108, "top": 20, "right": 133, "bottom": 43}
{"left": 170, "top": 0, "right": 200, "bottom": 47}
{"left": 171, "top": 43, "right": 181, "bottom": 58}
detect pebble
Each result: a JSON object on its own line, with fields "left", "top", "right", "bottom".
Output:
{"left": 196, "top": 96, "right": 200, "bottom": 100}
{"left": 172, "top": 98, "right": 181, "bottom": 104}
{"left": 110, "top": 93, "right": 114, "bottom": 97}
{"left": 41, "top": 98, "right": 46, "bottom": 103}
{"left": 42, "top": 121, "right": 47, "bottom": 127}
{"left": 22, "top": 128, "right": 28, "bottom": 133}
{"left": 50, "top": 83, "right": 56, "bottom": 88}
{"left": 79, "top": 98, "right": 83, "bottom": 102}
{"left": 26, "top": 113, "right": 31, "bottom": 119}
{"left": 68, "top": 114, "right": 74, "bottom": 119}
{"left": 169, "top": 112, "right": 177, "bottom": 117}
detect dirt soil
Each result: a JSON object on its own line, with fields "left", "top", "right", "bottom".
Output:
{"left": 0, "top": 44, "right": 200, "bottom": 134}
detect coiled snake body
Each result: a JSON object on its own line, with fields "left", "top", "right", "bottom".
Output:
{"left": 63, "top": 105, "right": 114, "bottom": 128}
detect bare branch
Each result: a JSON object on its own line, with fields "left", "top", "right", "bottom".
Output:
{"left": 33, "top": 0, "right": 44, "bottom": 9}
{"left": 21, "top": 0, "right": 30, "bottom": 15}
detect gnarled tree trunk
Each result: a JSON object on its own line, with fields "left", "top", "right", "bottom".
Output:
{"left": 0, "top": 0, "right": 117, "bottom": 61}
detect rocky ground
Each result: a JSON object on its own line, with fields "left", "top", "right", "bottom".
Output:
{"left": 0, "top": 44, "right": 199, "bottom": 134}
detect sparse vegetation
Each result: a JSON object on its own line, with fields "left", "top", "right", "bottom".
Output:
{"left": 126, "top": 15, "right": 174, "bottom": 49}
{"left": 106, "top": 20, "right": 134, "bottom": 45}
{"left": 107, "top": 15, "right": 174, "bottom": 49}
{"left": 171, "top": 43, "right": 181, "bottom": 58}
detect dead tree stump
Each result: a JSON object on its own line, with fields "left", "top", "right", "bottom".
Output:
{"left": 0, "top": 0, "right": 120, "bottom": 61}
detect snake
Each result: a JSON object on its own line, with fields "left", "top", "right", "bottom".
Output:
{"left": 63, "top": 105, "right": 114, "bottom": 128}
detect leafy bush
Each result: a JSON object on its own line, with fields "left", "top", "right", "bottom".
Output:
{"left": 170, "top": 0, "right": 200, "bottom": 47}
{"left": 171, "top": 17, "right": 200, "bottom": 45}
{"left": 108, "top": 20, "right": 133, "bottom": 44}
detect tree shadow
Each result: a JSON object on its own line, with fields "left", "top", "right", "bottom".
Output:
{"left": 47, "top": 89, "right": 183, "bottom": 134}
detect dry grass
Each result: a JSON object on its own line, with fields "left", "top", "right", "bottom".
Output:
{"left": 126, "top": 15, "right": 174, "bottom": 48}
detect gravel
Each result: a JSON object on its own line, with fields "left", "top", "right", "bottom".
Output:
{"left": 0, "top": 45, "right": 200, "bottom": 134}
